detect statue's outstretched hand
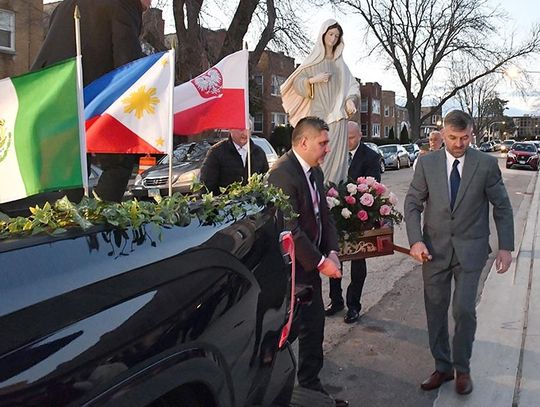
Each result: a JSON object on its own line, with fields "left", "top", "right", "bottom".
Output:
{"left": 345, "top": 99, "right": 357, "bottom": 116}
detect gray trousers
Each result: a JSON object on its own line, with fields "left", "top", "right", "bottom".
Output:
{"left": 423, "top": 251, "right": 482, "bottom": 374}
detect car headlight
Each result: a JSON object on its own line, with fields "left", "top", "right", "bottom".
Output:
{"left": 173, "top": 169, "right": 200, "bottom": 185}
{"left": 134, "top": 174, "right": 143, "bottom": 186}
{"left": 507, "top": 152, "right": 516, "bottom": 159}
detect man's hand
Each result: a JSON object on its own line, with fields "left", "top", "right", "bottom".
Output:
{"left": 318, "top": 258, "right": 342, "bottom": 279}
{"left": 410, "top": 242, "right": 432, "bottom": 263}
{"left": 327, "top": 250, "right": 341, "bottom": 269}
{"left": 345, "top": 99, "right": 357, "bottom": 116}
{"left": 309, "top": 72, "right": 331, "bottom": 84}
{"left": 495, "top": 249, "right": 512, "bottom": 274}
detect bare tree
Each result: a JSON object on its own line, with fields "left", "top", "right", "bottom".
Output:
{"left": 328, "top": 0, "right": 540, "bottom": 139}
{"left": 154, "top": 0, "right": 310, "bottom": 82}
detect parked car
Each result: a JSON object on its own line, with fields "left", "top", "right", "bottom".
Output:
{"left": 500, "top": 139, "right": 516, "bottom": 153}
{"left": 491, "top": 139, "right": 501, "bottom": 151}
{"left": 506, "top": 142, "right": 540, "bottom": 171}
{"left": 379, "top": 144, "right": 411, "bottom": 170}
{"left": 363, "top": 142, "right": 386, "bottom": 174}
{"left": 0, "top": 205, "right": 297, "bottom": 406}
{"left": 402, "top": 143, "right": 421, "bottom": 163}
{"left": 479, "top": 141, "right": 495, "bottom": 152}
{"left": 130, "top": 137, "right": 278, "bottom": 198}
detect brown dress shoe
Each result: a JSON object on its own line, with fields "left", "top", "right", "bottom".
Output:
{"left": 455, "top": 372, "right": 473, "bottom": 395}
{"left": 420, "top": 370, "right": 454, "bottom": 391}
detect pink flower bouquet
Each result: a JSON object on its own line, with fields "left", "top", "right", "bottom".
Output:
{"left": 326, "top": 177, "right": 403, "bottom": 242}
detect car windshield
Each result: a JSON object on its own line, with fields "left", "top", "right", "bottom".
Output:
{"left": 380, "top": 145, "right": 397, "bottom": 153}
{"left": 253, "top": 138, "right": 275, "bottom": 155}
{"left": 159, "top": 142, "right": 211, "bottom": 165}
{"left": 403, "top": 145, "right": 415, "bottom": 152}
{"left": 503, "top": 140, "right": 515, "bottom": 145}
{"left": 513, "top": 143, "right": 536, "bottom": 152}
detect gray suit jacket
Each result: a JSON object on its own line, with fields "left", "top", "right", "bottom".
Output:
{"left": 404, "top": 148, "right": 514, "bottom": 272}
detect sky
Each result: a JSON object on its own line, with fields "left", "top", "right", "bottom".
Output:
{"left": 44, "top": 0, "right": 540, "bottom": 115}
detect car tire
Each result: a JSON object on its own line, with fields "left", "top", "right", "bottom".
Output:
{"left": 407, "top": 158, "right": 412, "bottom": 168}
{"left": 380, "top": 160, "right": 385, "bottom": 173}
{"left": 506, "top": 164, "right": 511, "bottom": 169}
{"left": 396, "top": 160, "right": 401, "bottom": 170}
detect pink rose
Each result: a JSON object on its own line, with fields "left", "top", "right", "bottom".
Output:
{"left": 388, "top": 192, "right": 398, "bottom": 205}
{"left": 327, "top": 187, "right": 339, "bottom": 198}
{"left": 360, "top": 193, "right": 375, "bottom": 207}
{"left": 345, "top": 195, "right": 356, "bottom": 205}
{"left": 365, "top": 176, "right": 376, "bottom": 186}
{"left": 379, "top": 205, "right": 391, "bottom": 216}
{"left": 357, "top": 183, "right": 369, "bottom": 193}
{"left": 357, "top": 176, "right": 367, "bottom": 184}
{"left": 357, "top": 210, "right": 368, "bottom": 221}
{"left": 374, "top": 182, "right": 387, "bottom": 195}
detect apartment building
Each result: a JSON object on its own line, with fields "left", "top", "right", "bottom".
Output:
{"left": 360, "top": 82, "right": 382, "bottom": 138}
{"left": 0, "top": 0, "right": 43, "bottom": 79}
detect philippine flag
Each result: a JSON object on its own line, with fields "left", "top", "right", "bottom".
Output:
{"left": 174, "top": 49, "right": 248, "bottom": 135}
{"left": 84, "top": 51, "right": 174, "bottom": 154}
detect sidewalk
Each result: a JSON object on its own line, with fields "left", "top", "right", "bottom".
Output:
{"left": 435, "top": 171, "right": 540, "bottom": 407}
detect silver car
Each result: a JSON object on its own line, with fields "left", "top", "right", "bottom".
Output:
{"left": 379, "top": 144, "right": 411, "bottom": 170}
{"left": 130, "top": 137, "right": 277, "bottom": 198}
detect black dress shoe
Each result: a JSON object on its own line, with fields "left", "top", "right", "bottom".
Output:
{"left": 325, "top": 302, "right": 344, "bottom": 316}
{"left": 343, "top": 308, "right": 359, "bottom": 323}
{"left": 334, "top": 398, "right": 349, "bottom": 407}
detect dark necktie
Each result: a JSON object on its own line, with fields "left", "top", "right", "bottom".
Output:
{"left": 348, "top": 151, "right": 353, "bottom": 166}
{"left": 308, "top": 169, "right": 322, "bottom": 245}
{"left": 450, "top": 159, "right": 461, "bottom": 210}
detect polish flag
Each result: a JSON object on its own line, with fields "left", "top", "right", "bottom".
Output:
{"left": 174, "top": 49, "right": 249, "bottom": 135}
{"left": 84, "top": 51, "right": 174, "bottom": 154}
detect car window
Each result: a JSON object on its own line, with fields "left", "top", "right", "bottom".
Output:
{"left": 253, "top": 138, "right": 276, "bottom": 155}
{"left": 380, "top": 145, "right": 397, "bottom": 153}
{"left": 403, "top": 145, "right": 414, "bottom": 152}
{"left": 160, "top": 142, "right": 211, "bottom": 165}
{"left": 513, "top": 143, "right": 536, "bottom": 152}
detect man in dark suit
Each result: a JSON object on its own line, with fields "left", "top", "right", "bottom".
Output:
{"left": 32, "top": 0, "right": 151, "bottom": 203}
{"left": 404, "top": 110, "right": 514, "bottom": 395}
{"left": 268, "top": 117, "right": 348, "bottom": 407}
{"left": 200, "top": 127, "right": 269, "bottom": 195}
{"left": 325, "top": 121, "right": 381, "bottom": 323}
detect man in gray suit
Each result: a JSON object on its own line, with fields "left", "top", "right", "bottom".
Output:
{"left": 404, "top": 110, "right": 514, "bottom": 395}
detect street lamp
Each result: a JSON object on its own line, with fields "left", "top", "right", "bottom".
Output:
{"left": 488, "top": 121, "right": 505, "bottom": 142}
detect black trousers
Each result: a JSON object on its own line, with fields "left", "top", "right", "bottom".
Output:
{"left": 289, "top": 275, "right": 325, "bottom": 392}
{"left": 93, "top": 154, "right": 137, "bottom": 202}
{"left": 329, "top": 259, "right": 367, "bottom": 311}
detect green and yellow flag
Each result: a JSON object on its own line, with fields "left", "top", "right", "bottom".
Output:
{"left": 0, "top": 59, "right": 82, "bottom": 204}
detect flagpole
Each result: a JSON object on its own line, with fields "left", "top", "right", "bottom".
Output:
{"left": 74, "top": 5, "right": 89, "bottom": 197}
{"left": 243, "top": 45, "right": 252, "bottom": 178}
{"left": 168, "top": 48, "right": 175, "bottom": 197}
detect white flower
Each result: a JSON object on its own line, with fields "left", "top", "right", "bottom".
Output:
{"left": 389, "top": 192, "right": 398, "bottom": 205}
{"left": 326, "top": 196, "right": 336, "bottom": 209}
{"left": 341, "top": 208, "right": 352, "bottom": 219}
{"left": 332, "top": 197, "right": 341, "bottom": 207}
{"left": 346, "top": 183, "right": 358, "bottom": 195}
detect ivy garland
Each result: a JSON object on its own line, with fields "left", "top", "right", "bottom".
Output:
{"left": 0, "top": 174, "right": 295, "bottom": 240}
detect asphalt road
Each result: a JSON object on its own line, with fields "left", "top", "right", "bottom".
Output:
{"left": 318, "top": 151, "right": 538, "bottom": 406}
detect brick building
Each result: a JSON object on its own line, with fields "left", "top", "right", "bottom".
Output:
{"left": 420, "top": 105, "right": 443, "bottom": 138}
{"left": 0, "top": 0, "right": 44, "bottom": 79}
{"left": 381, "top": 90, "right": 397, "bottom": 138}
{"left": 395, "top": 105, "right": 410, "bottom": 137}
{"left": 360, "top": 82, "right": 382, "bottom": 138}
{"left": 513, "top": 115, "right": 540, "bottom": 139}
{"left": 251, "top": 50, "right": 295, "bottom": 137}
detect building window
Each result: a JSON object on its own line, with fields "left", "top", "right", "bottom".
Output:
{"left": 254, "top": 74, "right": 264, "bottom": 91}
{"left": 384, "top": 126, "right": 390, "bottom": 138}
{"left": 372, "top": 123, "right": 380, "bottom": 137}
{"left": 253, "top": 113, "right": 263, "bottom": 133}
{"left": 0, "top": 10, "right": 15, "bottom": 52}
{"left": 270, "top": 75, "right": 285, "bottom": 96}
{"left": 384, "top": 105, "right": 389, "bottom": 117}
{"left": 271, "top": 112, "right": 288, "bottom": 129}
{"left": 361, "top": 124, "right": 368, "bottom": 135}
{"left": 360, "top": 98, "right": 368, "bottom": 113}
{"left": 372, "top": 100, "right": 381, "bottom": 115}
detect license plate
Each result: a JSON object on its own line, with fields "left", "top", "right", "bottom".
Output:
{"left": 519, "top": 160, "right": 526, "bottom": 164}
{"left": 148, "top": 188, "right": 161, "bottom": 198}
